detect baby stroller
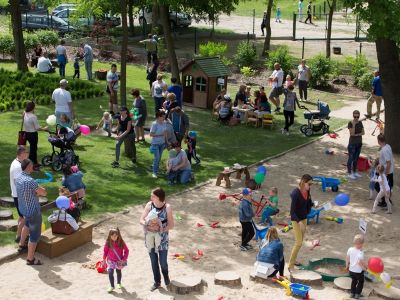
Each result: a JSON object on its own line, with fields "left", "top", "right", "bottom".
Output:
{"left": 42, "top": 124, "right": 81, "bottom": 171}
{"left": 300, "top": 100, "right": 331, "bottom": 137}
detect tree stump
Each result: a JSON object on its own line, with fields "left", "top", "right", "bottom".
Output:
{"left": 249, "top": 272, "right": 271, "bottom": 285}
{"left": 290, "top": 270, "right": 323, "bottom": 286}
{"left": 333, "top": 277, "right": 352, "bottom": 291}
{"left": 0, "top": 210, "right": 13, "bottom": 220}
{"left": 168, "top": 276, "right": 204, "bottom": 295}
{"left": 372, "top": 286, "right": 400, "bottom": 300}
{"left": 0, "top": 219, "right": 18, "bottom": 231}
{"left": 0, "top": 197, "right": 15, "bottom": 207}
{"left": 124, "top": 135, "right": 136, "bottom": 159}
{"left": 214, "top": 271, "right": 241, "bottom": 287}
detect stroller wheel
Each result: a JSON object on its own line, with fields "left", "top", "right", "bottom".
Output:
{"left": 305, "top": 127, "right": 313, "bottom": 137}
{"left": 322, "top": 124, "right": 330, "bottom": 134}
{"left": 52, "top": 161, "right": 63, "bottom": 172}
{"left": 300, "top": 124, "right": 308, "bottom": 134}
{"left": 42, "top": 155, "right": 52, "bottom": 166}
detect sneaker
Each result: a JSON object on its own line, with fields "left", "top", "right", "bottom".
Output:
{"left": 240, "top": 245, "right": 248, "bottom": 251}
{"left": 116, "top": 283, "right": 123, "bottom": 289}
{"left": 150, "top": 283, "right": 160, "bottom": 291}
{"left": 107, "top": 287, "right": 114, "bottom": 293}
{"left": 285, "top": 130, "right": 290, "bottom": 136}
{"left": 350, "top": 293, "right": 355, "bottom": 299}
{"left": 152, "top": 173, "right": 158, "bottom": 178}
{"left": 386, "top": 211, "right": 392, "bottom": 214}
{"left": 111, "top": 161, "right": 120, "bottom": 168}
{"left": 281, "top": 128, "right": 285, "bottom": 134}
{"left": 348, "top": 173, "right": 356, "bottom": 180}
{"left": 354, "top": 294, "right": 360, "bottom": 299}
{"left": 164, "top": 276, "right": 171, "bottom": 286}
{"left": 245, "top": 244, "right": 253, "bottom": 250}
{"left": 354, "top": 172, "right": 362, "bottom": 178}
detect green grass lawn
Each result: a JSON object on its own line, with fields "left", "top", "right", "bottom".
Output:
{"left": 0, "top": 61, "right": 349, "bottom": 246}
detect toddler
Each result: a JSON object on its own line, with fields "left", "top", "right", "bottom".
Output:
{"left": 284, "top": 74, "right": 295, "bottom": 88}
{"left": 73, "top": 56, "right": 81, "bottom": 79}
{"left": 185, "top": 131, "right": 200, "bottom": 165}
{"left": 166, "top": 149, "right": 179, "bottom": 184}
{"left": 260, "top": 187, "right": 279, "bottom": 225}
{"left": 144, "top": 209, "right": 163, "bottom": 253}
{"left": 103, "top": 228, "right": 129, "bottom": 293}
{"left": 59, "top": 113, "right": 71, "bottom": 128}
{"left": 368, "top": 158, "right": 379, "bottom": 199}
{"left": 239, "top": 188, "right": 255, "bottom": 251}
{"left": 346, "top": 234, "right": 366, "bottom": 299}
{"left": 372, "top": 164, "right": 392, "bottom": 214}
{"left": 275, "top": 7, "right": 282, "bottom": 23}
{"left": 96, "top": 111, "right": 113, "bottom": 137}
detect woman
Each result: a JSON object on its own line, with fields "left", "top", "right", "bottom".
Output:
{"left": 23, "top": 101, "right": 47, "bottom": 170}
{"left": 288, "top": 174, "right": 314, "bottom": 273}
{"left": 56, "top": 40, "right": 68, "bottom": 77}
{"left": 255, "top": 227, "right": 284, "bottom": 278}
{"left": 62, "top": 166, "right": 86, "bottom": 198}
{"left": 111, "top": 107, "right": 136, "bottom": 168}
{"left": 347, "top": 110, "right": 364, "bottom": 180}
{"left": 150, "top": 110, "right": 167, "bottom": 178}
{"left": 218, "top": 95, "right": 233, "bottom": 122}
{"left": 140, "top": 187, "right": 174, "bottom": 291}
{"left": 131, "top": 89, "right": 147, "bottom": 143}
{"left": 170, "top": 142, "right": 192, "bottom": 184}
{"left": 31, "top": 45, "right": 43, "bottom": 68}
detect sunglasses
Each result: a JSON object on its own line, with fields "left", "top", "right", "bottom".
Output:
{"left": 353, "top": 115, "right": 360, "bottom": 119}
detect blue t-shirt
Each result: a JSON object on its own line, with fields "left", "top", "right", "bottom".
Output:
{"left": 167, "top": 85, "right": 183, "bottom": 107}
{"left": 150, "top": 121, "right": 166, "bottom": 145}
{"left": 372, "top": 76, "right": 383, "bottom": 96}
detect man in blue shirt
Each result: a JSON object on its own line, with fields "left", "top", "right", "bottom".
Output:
{"left": 167, "top": 77, "right": 183, "bottom": 108}
{"left": 365, "top": 70, "right": 383, "bottom": 120}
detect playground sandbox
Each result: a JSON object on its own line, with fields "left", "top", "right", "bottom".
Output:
{"left": 302, "top": 258, "right": 349, "bottom": 282}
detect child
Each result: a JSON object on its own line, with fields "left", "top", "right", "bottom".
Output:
{"left": 166, "top": 149, "right": 179, "bottom": 184}
{"left": 368, "top": 158, "right": 379, "bottom": 199}
{"left": 239, "top": 188, "right": 255, "bottom": 251}
{"left": 346, "top": 234, "right": 367, "bottom": 299}
{"left": 284, "top": 74, "right": 295, "bottom": 88}
{"left": 260, "top": 187, "right": 279, "bottom": 226}
{"left": 258, "top": 86, "right": 271, "bottom": 113}
{"left": 275, "top": 7, "right": 282, "bottom": 23}
{"left": 282, "top": 84, "right": 301, "bottom": 135}
{"left": 73, "top": 56, "right": 81, "bottom": 79}
{"left": 372, "top": 164, "right": 392, "bottom": 214}
{"left": 96, "top": 111, "right": 113, "bottom": 137}
{"left": 144, "top": 210, "right": 163, "bottom": 253}
{"left": 59, "top": 113, "right": 71, "bottom": 128}
{"left": 185, "top": 131, "right": 200, "bottom": 165}
{"left": 103, "top": 228, "right": 129, "bottom": 293}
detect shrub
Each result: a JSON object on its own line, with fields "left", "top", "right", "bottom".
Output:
{"left": 240, "top": 66, "right": 256, "bottom": 78}
{"left": 36, "top": 30, "right": 59, "bottom": 50}
{"left": 234, "top": 41, "right": 257, "bottom": 67}
{"left": 357, "top": 71, "right": 374, "bottom": 91}
{"left": 24, "top": 32, "right": 39, "bottom": 50}
{"left": 308, "top": 54, "right": 337, "bottom": 87}
{"left": 345, "top": 54, "right": 369, "bottom": 85}
{"left": 265, "top": 46, "right": 295, "bottom": 74}
{"left": 199, "top": 41, "right": 228, "bottom": 58}
{"left": 0, "top": 33, "right": 15, "bottom": 56}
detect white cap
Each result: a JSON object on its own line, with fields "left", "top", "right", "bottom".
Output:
{"left": 60, "top": 79, "right": 68, "bottom": 85}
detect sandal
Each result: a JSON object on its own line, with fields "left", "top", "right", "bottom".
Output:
{"left": 17, "top": 245, "right": 28, "bottom": 254}
{"left": 26, "top": 258, "right": 43, "bottom": 265}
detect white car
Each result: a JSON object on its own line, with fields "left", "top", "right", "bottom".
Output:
{"left": 54, "top": 8, "right": 94, "bottom": 26}
{"left": 137, "top": 7, "right": 191, "bottom": 28}
{"left": 52, "top": 3, "right": 76, "bottom": 16}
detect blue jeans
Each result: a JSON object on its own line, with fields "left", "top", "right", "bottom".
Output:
{"left": 24, "top": 212, "right": 42, "bottom": 243}
{"left": 149, "top": 248, "right": 169, "bottom": 285}
{"left": 347, "top": 143, "right": 362, "bottom": 173}
{"left": 115, "top": 133, "right": 136, "bottom": 161}
{"left": 152, "top": 143, "right": 166, "bottom": 175}
{"left": 154, "top": 97, "right": 164, "bottom": 113}
{"left": 261, "top": 207, "right": 277, "bottom": 225}
{"left": 85, "top": 60, "right": 93, "bottom": 80}
{"left": 59, "top": 63, "right": 66, "bottom": 77}
{"left": 178, "top": 169, "right": 192, "bottom": 184}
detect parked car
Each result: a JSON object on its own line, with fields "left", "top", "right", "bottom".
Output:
{"left": 54, "top": 8, "right": 121, "bottom": 27}
{"left": 137, "top": 7, "right": 191, "bottom": 28}
{"left": 51, "top": 3, "right": 76, "bottom": 16}
{"left": 21, "top": 14, "right": 74, "bottom": 33}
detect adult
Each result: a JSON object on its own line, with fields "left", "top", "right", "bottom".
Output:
{"left": 62, "top": 166, "right": 86, "bottom": 198}
{"left": 365, "top": 70, "right": 383, "bottom": 120}
{"left": 151, "top": 74, "right": 167, "bottom": 113}
{"left": 255, "top": 227, "right": 285, "bottom": 278}
{"left": 140, "top": 187, "right": 174, "bottom": 291}
{"left": 288, "top": 174, "right": 314, "bottom": 272}
{"left": 298, "top": 0, "right": 304, "bottom": 22}
{"left": 167, "top": 77, "right": 183, "bottom": 108}
{"left": 37, "top": 52, "right": 55, "bottom": 73}
{"left": 52, "top": 79, "right": 74, "bottom": 126}
{"left": 347, "top": 110, "right": 364, "bottom": 180}
{"left": 107, "top": 64, "right": 119, "bottom": 114}
{"left": 282, "top": 84, "right": 301, "bottom": 135}
{"left": 234, "top": 84, "right": 247, "bottom": 107}
{"left": 146, "top": 60, "right": 159, "bottom": 90}
{"left": 261, "top": 11, "right": 267, "bottom": 36}
{"left": 170, "top": 142, "right": 192, "bottom": 184}
{"left": 16, "top": 159, "right": 47, "bottom": 265}
{"left": 268, "top": 63, "right": 284, "bottom": 112}
{"left": 31, "top": 44, "right": 42, "bottom": 68}
{"left": 218, "top": 95, "right": 233, "bottom": 122}
{"left": 164, "top": 93, "right": 178, "bottom": 118}
{"left": 376, "top": 134, "right": 394, "bottom": 207}
{"left": 139, "top": 34, "right": 158, "bottom": 64}
{"left": 304, "top": 1, "right": 313, "bottom": 24}
{"left": 9, "top": 146, "right": 29, "bottom": 243}
{"left": 169, "top": 106, "right": 189, "bottom": 143}
{"left": 56, "top": 39, "right": 67, "bottom": 77}
{"left": 150, "top": 110, "right": 167, "bottom": 178}
{"left": 81, "top": 43, "right": 93, "bottom": 80}
{"left": 297, "top": 59, "right": 311, "bottom": 101}
{"left": 164, "top": 118, "right": 177, "bottom": 148}
{"left": 131, "top": 89, "right": 147, "bottom": 143}
{"left": 111, "top": 107, "right": 136, "bottom": 168}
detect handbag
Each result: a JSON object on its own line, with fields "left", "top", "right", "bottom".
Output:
{"left": 111, "top": 246, "right": 127, "bottom": 270}
{"left": 51, "top": 209, "right": 75, "bottom": 235}
{"left": 18, "top": 113, "right": 26, "bottom": 145}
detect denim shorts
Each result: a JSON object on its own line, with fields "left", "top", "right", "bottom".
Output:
{"left": 13, "top": 197, "right": 23, "bottom": 217}
{"left": 24, "top": 213, "right": 42, "bottom": 243}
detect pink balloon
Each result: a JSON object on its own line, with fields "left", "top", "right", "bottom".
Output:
{"left": 80, "top": 125, "right": 91, "bottom": 135}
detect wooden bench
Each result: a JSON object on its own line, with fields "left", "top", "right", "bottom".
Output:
{"left": 36, "top": 221, "right": 94, "bottom": 258}
{"left": 216, "top": 166, "right": 251, "bottom": 188}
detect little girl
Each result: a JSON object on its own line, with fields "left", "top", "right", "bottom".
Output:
{"left": 96, "top": 111, "right": 113, "bottom": 137}
{"left": 103, "top": 228, "right": 129, "bottom": 293}
{"left": 260, "top": 187, "right": 279, "bottom": 225}
{"left": 284, "top": 74, "right": 295, "bottom": 88}
{"left": 371, "top": 165, "right": 392, "bottom": 214}
{"left": 368, "top": 158, "right": 379, "bottom": 199}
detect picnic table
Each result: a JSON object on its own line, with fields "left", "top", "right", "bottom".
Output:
{"left": 232, "top": 107, "right": 252, "bottom": 122}
{"left": 216, "top": 164, "right": 251, "bottom": 188}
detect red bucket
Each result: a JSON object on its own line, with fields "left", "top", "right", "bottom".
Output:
{"left": 357, "top": 156, "right": 371, "bottom": 172}
{"left": 96, "top": 261, "right": 107, "bottom": 273}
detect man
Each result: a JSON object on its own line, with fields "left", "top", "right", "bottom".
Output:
{"left": 16, "top": 159, "right": 47, "bottom": 265}
{"left": 268, "top": 63, "right": 284, "bottom": 112}
{"left": 52, "top": 79, "right": 74, "bottom": 126}
{"left": 107, "top": 64, "right": 119, "bottom": 114}
{"left": 297, "top": 59, "right": 311, "bottom": 101}
{"left": 376, "top": 134, "right": 394, "bottom": 207}
{"left": 298, "top": 0, "right": 304, "bottom": 22}
{"left": 37, "top": 52, "right": 55, "bottom": 73}
{"left": 304, "top": 1, "right": 313, "bottom": 24}
{"left": 167, "top": 77, "right": 183, "bottom": 108}
{"left": 139, "top": 34, "right": 158, "bottom": 64}
{"left": 169, "top": 106, "right": 189, "bottom": 144}
{"left": 261, "top": 11, "right": 267, "bottom": 36}
{"left": 234, "top": 85, "right": 247, "bottom": 107}
{"left": 10, "top": 146, "right": 29, "bottom": 243}
{"left": 81, "top": 43, "right": 93, "bottom": 80}
{"left": 365, "top": 70, "right": 383, "bottom": 120}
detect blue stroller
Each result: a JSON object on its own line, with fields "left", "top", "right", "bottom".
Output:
{"left": 300, "top": 100, "right": 331, "bottom": 137}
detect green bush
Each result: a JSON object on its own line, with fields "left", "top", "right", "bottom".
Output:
{"left": 36, "top": 30, "right": 59, "bottom": 49}
{"left": 24, "top": 32, "right": 39, "bottom": 50}
{"left": 240, "top": 66, "right": 256, "bottom": 78}
{"left": 345, "top": 54, "right": 369, "bottom": 85}
{"left": 0, "top": 33, "right": 15, "bottom": 56}
{"left": 265, "top": 46, "right": 295, "bottom": 74}
{"left": 308, "top": 54, "right": 337, "bottom": 87}
{"left": 234, "top": 41, "right": 257, "bottom": 67}
{"left": 357, "top": 71, "right": 374, "bottom": 91}
{"left": 199, "top": 41, "right": 228, "bottom": 58}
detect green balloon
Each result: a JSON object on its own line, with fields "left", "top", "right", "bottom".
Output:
{"left": 254, "top": 172, "right": 265, "bottom": 184}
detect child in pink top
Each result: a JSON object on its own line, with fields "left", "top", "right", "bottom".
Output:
{"left": 103, "top": 228, "right": 129, "bottom": 293}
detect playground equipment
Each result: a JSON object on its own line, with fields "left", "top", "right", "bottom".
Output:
{"left": 272, "top": 276, "right": 311, "bottom": 299}
{"left": 301, "top": 258, "right": 348, "bottom": 282}
{"left": 324, "top": 216, "right": 344, "bottom": 224}
{"left": 252, "top": 220, "right": 269, "bottom": 241}
{"left": 312, "top": 176, "right": 341, "bottom": 192}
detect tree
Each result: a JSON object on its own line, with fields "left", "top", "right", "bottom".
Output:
{"left": 325, "top": 0, "right": 336, "bottom": 58}
{"left": 120, "top": 0, "right": 128, "bottom": 106}
{"left": 344, "top": 0, "right": 400, "bottom": 153}
{"left": 9, "top": 0, "right": 28, "bottom": 71}
{"left": 262, "top": 0, "right": 273, "bottom": 57}
{"left": 128, "top": 0, "right": 135, "bottom": 36}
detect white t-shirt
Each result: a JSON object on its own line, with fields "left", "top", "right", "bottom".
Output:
{"left": 23, "top": 112, "right": 40, "bottom": 133}
{"left": 377, "top": 174, "right": 390, "bottom": 192}
{"left": 347, "top": 247, "right": 364, "bottom": 273}
{"left": 152, "top": 80, "right": 167, "bottom": 98}
{"left": 52, "top": 88, "right": 72, "bottom": 113}
{"left": 271, "top": 69, "right": 284, "bottom": 88}
{"left": 379, "top": 144, "right": 394, "bottom": 174}
{"left": 9, "top": 159, "right": 22, "bottom": 198}
{"left": 37, "top": 57, "right": 52, "bottom": 72}
{"left": 298, "top": 65, "right": 310, "bottom": 81}
{"left": 106, "top": 71, "right": 119, "bottom": 90}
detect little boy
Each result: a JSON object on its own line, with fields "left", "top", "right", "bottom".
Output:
{"left": 185, "top": 131, "right": 201, "bottom": 165}
{"left": 346, "top": 234, "right": 367, "bottom": 299}
{"left": 239, "top": 188, "right": 255, "bottom": 251}
{"left": 73, "top": 56, "right": 81, "bottom": 79}
{"left": 144, "top": 209, "right": 162, "bottom": 253}
{"left": 260, "top": 187, "right": 279, "bottom": 226}
{"left": 166, "top": 149, "right": 179, "bottom": 184}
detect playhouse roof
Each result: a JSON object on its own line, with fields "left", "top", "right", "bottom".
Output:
{"left": 181, "top": 57, "right": 230, "bottom": 78}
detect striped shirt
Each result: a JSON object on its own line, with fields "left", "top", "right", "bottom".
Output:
{"left": 16, "top": 172, "right": 40, "bottom": 217}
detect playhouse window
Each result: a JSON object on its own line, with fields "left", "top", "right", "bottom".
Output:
{"left": 216, "top": 77, "right": 225, "bottom": 92}
{"left": 195, "top": 77, "right": 206, "bottom": 92}
{"left": 184, "top": 75, "right": 193, "bottom": 87}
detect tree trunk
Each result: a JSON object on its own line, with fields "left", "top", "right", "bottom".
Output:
{"left": 120, "top": 0, "right": 128, "bottom": 106}
{"left": 326, "top": 0, "right": 336, "bottom": 58}
{"left": 128, "top": 0, "right": 134, "bottom": 37}
{"left": 160, "top": 4, "right": 180, "bottom": 83}
{"left": 151, "top": 0, "right": 160, "bottom": 34}
{"left": 375, "top": 39, "right": 400, "bottom": 153}
{"left": 262, "top": 0, "right": 273, "bottom": 57}
{"left": 9, "top": 0, "right": 28, "bottom": 72}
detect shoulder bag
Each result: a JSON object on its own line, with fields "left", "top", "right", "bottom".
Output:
{"left": 18, "top": 113, "right": 26, "bottom": 145}
{"left": 111, "top": 246, "right": 127, "bottom": 270}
